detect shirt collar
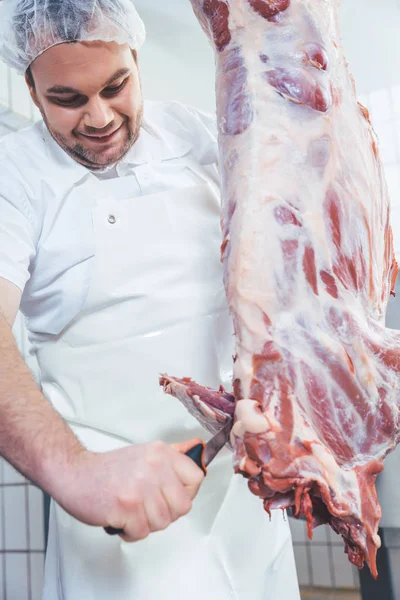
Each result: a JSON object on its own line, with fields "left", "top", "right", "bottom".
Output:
{"left": 40, "top": 112, "right": 193, "bottom": 184}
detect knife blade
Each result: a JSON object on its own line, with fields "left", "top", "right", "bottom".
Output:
{"left": 185, "top": 419, "right": 233, "bottom": 475}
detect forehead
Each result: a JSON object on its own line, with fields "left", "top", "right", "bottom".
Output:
{"left": 31, "top": 41, "right": 135, "bottom": 92}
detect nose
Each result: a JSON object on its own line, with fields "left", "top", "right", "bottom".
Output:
{"left": 83, "top": 97, "right": 114, "bottom": 130}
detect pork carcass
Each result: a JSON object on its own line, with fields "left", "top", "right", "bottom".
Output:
{"left": 161, "top": 0, "right": 400, "bottom": 577}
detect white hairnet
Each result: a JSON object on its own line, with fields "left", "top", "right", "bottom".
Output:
{"left": 0, "top": 0, "right": 146, "bottom": 74}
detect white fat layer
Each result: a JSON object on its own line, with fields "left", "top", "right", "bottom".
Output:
{"left": 232, "top": 399, "right": 269, "bottom": 437}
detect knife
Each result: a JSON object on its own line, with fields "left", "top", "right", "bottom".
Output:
{"left": 105, "top": 419, "right": 233, "bottom": 536}
{"left": 183, "top": 419, "right": 233, "bottom": 475}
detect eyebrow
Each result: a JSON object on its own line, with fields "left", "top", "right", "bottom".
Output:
{"left": 46, "top": 68, "right": 131, "bottom": 94}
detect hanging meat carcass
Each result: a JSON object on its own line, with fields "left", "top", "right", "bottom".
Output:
{"left": 161, "top": 0, "right": 400, "bottom": 577}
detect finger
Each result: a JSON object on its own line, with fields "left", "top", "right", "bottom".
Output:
{"left": 120, "top": 502, "right": 151, "bottom": 543}
{"left": 171, "top": 438, "right": 203, "bottom": 454}
{"left": 172, "top": 453, "right": 205, "bottom": 498}
{"left": 143, "top": 488, "right": 173, "bottom": 532}
{"left": 161, "top": 478, "right": 192, "bottom": 522}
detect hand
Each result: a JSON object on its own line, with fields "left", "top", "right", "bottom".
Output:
{"left": 53, "top": 439, "right": 205, "bottom": 542}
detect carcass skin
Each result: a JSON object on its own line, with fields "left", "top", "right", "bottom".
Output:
{"left": 161, "top": 0, "right": 400, "bottom": 577}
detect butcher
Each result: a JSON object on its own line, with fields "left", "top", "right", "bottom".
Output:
{"left": 0, "top": 0, "right": 299, "bottom": 598}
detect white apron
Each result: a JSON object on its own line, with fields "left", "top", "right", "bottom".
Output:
{"left": 35, "top": 175, "right": 299, "bottom": 600}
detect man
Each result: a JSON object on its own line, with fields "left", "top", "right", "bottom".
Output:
{"left": 0, "top": 1, "right": 300, "bottom": 598}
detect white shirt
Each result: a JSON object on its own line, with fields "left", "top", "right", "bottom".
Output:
{"left": 0, "top": 101, "right": 219, "bottom": 346}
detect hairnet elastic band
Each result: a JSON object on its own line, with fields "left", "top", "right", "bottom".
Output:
{"left": 27, "top": 40, "right": 76, "bottom": 69}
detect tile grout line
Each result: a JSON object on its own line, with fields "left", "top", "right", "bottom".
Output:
{"left": 0, "top": 551, "right": 45, "bottom": 555}
{"left": 25, "top": 486, "right": 32, "bottom": 600}
{"left": 0, "top": 483, "right": 31, "bottom": 488}
{"left": 1, "top": 461, "right": 7, "bottom": 600}
{"left": 327, "top": 528, "right": 336, "bottom": 589}
{"left": 305, "top": 539, "right": 314, "bottom": 588}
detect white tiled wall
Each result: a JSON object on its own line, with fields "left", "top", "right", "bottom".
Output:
{"left": 290, "top": 517, "right": 361, "bottom": 590}
{"left": 0, "top": 461, "right": 45, "bottom": 600}
{"left": 2, "top": 62, "right": 400, "bottom": 597}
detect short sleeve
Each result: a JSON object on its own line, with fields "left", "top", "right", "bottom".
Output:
{"left": 0, "top": 173, "right": 37, "bottom": 292}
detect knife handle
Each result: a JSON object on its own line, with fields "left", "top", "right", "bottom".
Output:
{"left": 104, "top": 526, "right": 124, "bottom": 536}
{"left": 185, "top": 442, "right": 207, "bottom": 475}
{"left": 105, "top": 443, "right": 207, "bottom": 537}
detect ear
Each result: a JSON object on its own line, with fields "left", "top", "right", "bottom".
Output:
{"left": 25, "top": 72, "right": 40, "bottom": 108}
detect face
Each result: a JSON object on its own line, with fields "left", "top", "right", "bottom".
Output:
{"left": 27, "top": 41, "right": 143, "bottom": 170}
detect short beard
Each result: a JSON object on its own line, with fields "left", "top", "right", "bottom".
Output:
{"left": 40, "top": 105, "right": 144, "bottom": 170}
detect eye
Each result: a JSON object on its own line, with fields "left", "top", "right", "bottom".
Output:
{"left": 48, "top": 95, "right": 86, "bottom": 108}
{"left": 102, "top": 77, "right": 129, "bottom": 97}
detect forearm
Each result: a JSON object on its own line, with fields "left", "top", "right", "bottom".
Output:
{"left": 0, "top": 312, "right": 85, "bottom": 495}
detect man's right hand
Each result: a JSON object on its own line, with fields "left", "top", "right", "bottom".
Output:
{"left": 54, "top": 440, "right": 205, "bottom": 542}
{"left": 0, "top": 281, "right": 204, "bottom": 542}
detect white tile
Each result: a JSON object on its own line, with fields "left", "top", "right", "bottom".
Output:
{"left": 332, "top": 545, "right": 357, "bottom": 588}
{"left": 310, "top": 523, "right": 329, "bottom": 543}
{"left": 10, "top": 70, "right": 32, "bottom": 120}
{"left": 2, "top": 461, "right": 26, "bottom": 485}
{"left": 374, "top": 122, "right": 398, "bottom": 164}
{"left": 352, "top": 565, "right": 361, "bottom": 589}
{"left": 0, "top": 491, "right": 3, "bottom": 552}
{"left": 289, "top": 517, "right": 307, "bottom": 543}
{"left": 4, "top": 487, "right": 28, "bottom": 550}
{"left": 0, "top": 556, "right": 4, "bottom": 600}
{"left": 0, "top": 61, "right": 9, "bottom": 107}
{"left": 392, "top": 85, "right": 400, "bottom": 119}
{"left": 358, "top": 94, "right": 368, "bottom": 110}
{"left": 369, "top": 88, "right": 392, "bottom": 125}
{"left": 395, "top": 120, "right": 400, "bottom": 154}
{"left": 310, "top": 545, "right": 333, "bottom": 587}
{"left": 28, "top": 487, "right": 45, "bottom": 551}
{"left": 326, "top": 524, "right": 342, "bottom": 545}
{"left": 390, "top": 203, "right": 400, "bottom": 229}
{"left": 30, "top": 554, "right": 44, "bottom": 600}
{"left": 384, "top": 164, "right": 400, "bottom": 208}
{"left": 390, "top": 206, "right": 400, "bottom": 258}
{"left": 33, "top": 105, "right": 42, "bottom": 123}
{"left": 293, "top": 545, "right": 310, "bottom": 587}
{"left": 389, "top": 200, "right": 400, "bottom": 226}
{"left": 5, "top": 554, "right": 29, "bottom": 600}
{"left": 358, "top": 93, "right": 370, "bottom": 112}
